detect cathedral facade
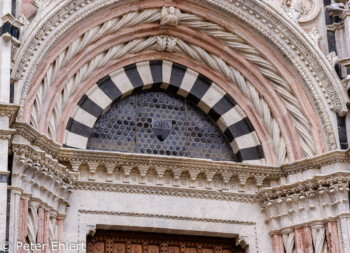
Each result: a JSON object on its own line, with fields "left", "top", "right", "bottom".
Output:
{"left": 0, "top": 0, "right": 350, "bottom": 252}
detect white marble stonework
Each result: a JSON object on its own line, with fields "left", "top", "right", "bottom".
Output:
{"left": 1, "top": 0, "right": 350, "bottom": 252}
{"left": 66, "top": 191, "right": 270, "bottom": 253}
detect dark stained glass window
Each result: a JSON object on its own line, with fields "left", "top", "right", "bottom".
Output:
{"left": 87, "top": 90, "right": 236, "bottom": 161}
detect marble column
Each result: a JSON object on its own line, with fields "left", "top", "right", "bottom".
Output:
{"left": 295, "top": 226, "right": 313, "bottom": 253}
{"left": 340, "top": 9, "right": 350, "bottom": 57}
{"left": 56, "top": 215, "right": 65, "bottom": 253}
{"left": 311, "top": 223, "right": 326, "bottom": 253}
{"left": 43, "top": 209, "right": 50, "bottom": 253}
{"left": 282, "top": 228, "right": 295, "bottom": 253}
{"left": 37, "top": 207, "right": 45, "bottom": 253}
{"left": 18, "top": 197, "right": 29, "bottom": 253}
{"left": 325, "top": 221, "right": 341, "bottom": 253}
{"left": 271, "top": 234, "right": 284, "bottom": 253}
{"left": 0, "top": 0, "right": 13, "bottom": 244}
{"left": 9, "top": 190, "right": 23, "bottom": 253}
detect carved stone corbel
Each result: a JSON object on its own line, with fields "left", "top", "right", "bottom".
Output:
{"left": 221, "top": 172, "right": 233, "bottom": 190}
{"left": 205, "top": 171, "right": 216, "bottom": 189}
{"left": 238, "top": 173, "right": 249, "bottom": 192}
{"left": 172, "top": 168, "right": 183, "bottom": 187}
{"left": 105, "top": 163, "right": 116, "bottom": 182}
{"left": 138, "top": 165, "right": 150, "bottom": 184}
{"left": 70, "top": 161, "right": 81, "bottom": 172}
{"left": 88, "top": 162, "right": 99, "bottom": 181}
{"left": 155, "top": 166, "right": 167, "bottom": 185}
{"left": 122, "top": 165, "right": 133, "bottom": 183}
{"left": 188, "top": 169, "right": 201, "bottom": 188}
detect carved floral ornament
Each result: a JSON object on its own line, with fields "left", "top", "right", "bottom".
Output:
{"left": 11, "top": 0, "right": 348, "bottom": 165}
{"left": 276, "top": 0, "right": 322, "bottom": 23}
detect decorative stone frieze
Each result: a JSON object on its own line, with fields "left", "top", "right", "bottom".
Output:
{"left": 12, "top": 122, "right": 350, "bottom": 179}
{"left": 10, "top": 143, "right": 73, "bottom": 252}
{"left": 70, "top": 158, "right": 270, "bottom": 198}
{"left": 11, "top": 144, "right": 73, "bottom": 212}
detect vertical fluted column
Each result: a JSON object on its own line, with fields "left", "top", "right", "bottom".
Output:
{"left": 325, "top": 221, "right": 341, "bottom": 253}
{"left": 311, "top": 223, "right": 327, "bottom": 253}
{"left": 340, "top": 8, "right": 350, "bottom": 58}
{"left": 27, "top": 200, "right": 40, "bottom": 246}
{"left": 271, "top": 234, "right": 284, "bottom": 253}
{"left": 295, "top": 226, "right": 313, "bottom": 253}
{"left": 282, "top": 228, "right": 295, "bottom": 253}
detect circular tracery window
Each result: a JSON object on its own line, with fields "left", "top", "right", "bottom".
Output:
{"left": 87, "top": 90, "right": 236, "bottom": 161}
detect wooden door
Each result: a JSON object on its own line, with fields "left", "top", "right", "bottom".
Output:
{"left": 87, "top": 230, "right": 245, "bottom": 253}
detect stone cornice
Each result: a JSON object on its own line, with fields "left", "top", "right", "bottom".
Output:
{"left": 259, "top": 171, "right": 350, "bottom": 201}
{"left": 11, "top": 142, "right": 72, "bottom": 182}
{"left": 13, "top": 122, "right": 350, "bottom": 178}
{"left": 281, "top": 150, "right": 350, "bottom": 175}
{"left": 0, "top": 103, "right": 19, "bottom": 125}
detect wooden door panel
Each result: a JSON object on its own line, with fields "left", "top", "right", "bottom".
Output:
{"left": 87, "top": 231, "right": 244, "bottom": 253}
{"left": 169, "top": 246, "right": 180, "bottom": 253}
{"left": 202, "top": 248, "right": 214, "bottom": 253}
{"left": 149, "top": 245, "right": 160, "bottom": 253}
{"left": 94, "top": 242, "right": 105, "bottom": 253}
{"left": 114, "top": 243, "right": 126, "bottom": 253}
{"left": 185, "top": 247, "right": 196, "bottom": 253}
{"left": 132, "top": 244, "right": 143, "bottom": 253}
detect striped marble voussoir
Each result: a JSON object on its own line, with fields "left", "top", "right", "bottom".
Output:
{"left": 65, "top": 60, "right": 264, "bottom": 164}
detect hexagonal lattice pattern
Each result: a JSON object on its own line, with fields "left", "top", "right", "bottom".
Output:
{"left": 88, "top": 90, "right": 235, "bottom": 161}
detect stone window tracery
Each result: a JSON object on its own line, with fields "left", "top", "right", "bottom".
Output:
{"left": 87, "top": 90, "right": 236, "bottom": 161}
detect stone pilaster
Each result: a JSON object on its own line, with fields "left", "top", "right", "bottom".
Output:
{"left": 0, "top": 0, "right": 12, "bottom": 243}
{"left": 8, "top": 190, "right": 22, "bottom": 253}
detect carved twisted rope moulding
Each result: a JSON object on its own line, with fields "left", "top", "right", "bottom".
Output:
{"left": 29, "top": 7, "right": 316, "bottom": 164}
{"left": 47, "top": 35, "right": 288, "bottom": 164}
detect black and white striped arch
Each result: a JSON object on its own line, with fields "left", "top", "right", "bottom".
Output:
{"left": 65, "top": 60, "right": 264, "bottom": 164}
